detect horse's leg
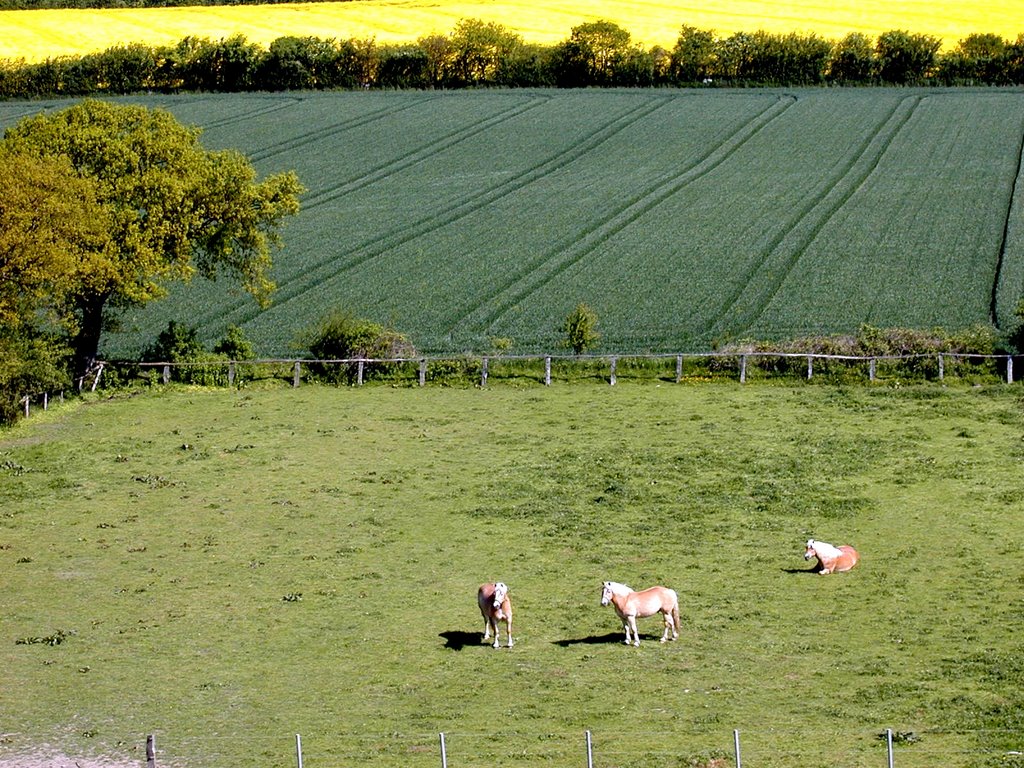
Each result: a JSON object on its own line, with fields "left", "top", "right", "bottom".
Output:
{"left": 660, "top": 611, "right": 671, "bottom": 643}
{"left": 628, "top": 615, "right": 640, "bottom": 647}
{"left": 621, "top": 620, "right": 631, "bottom": 645}
{"left": 505, "top": 615, "right": 513, "bottom": 648}
{"left": 483, "top": 615, "right": 492, "bottom": 642}
{"left": 491, "top": 617, "right": 500, "bottom": 648}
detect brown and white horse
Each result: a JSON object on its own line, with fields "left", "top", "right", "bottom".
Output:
{"left": 477, "top": 582, "right": 513, "bottom": 648}
{"left": 601, "top": 581, "right": 680, "bottom": 646}
{"left": 804, "top": 539, "right": 860, "bottom": 574}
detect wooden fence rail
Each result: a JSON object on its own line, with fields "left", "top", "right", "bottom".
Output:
{"left": 15, "top": 351, "right": 1019, "bottom": 421}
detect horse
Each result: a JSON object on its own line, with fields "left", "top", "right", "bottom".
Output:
{"left": 477, "top": 582, "right": 513, "bottom": 648}
{"left": 804, "top": 539, "right": 860, "bottom": 574}
{"left": 600, "top": 581, "right": 680, "bottom": 646}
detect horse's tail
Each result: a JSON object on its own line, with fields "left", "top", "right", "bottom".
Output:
{"left": 671, "top": 592, "right": 681, "bottom": 632}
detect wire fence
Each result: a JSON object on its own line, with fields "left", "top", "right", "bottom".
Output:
{"left": 87, "top": 726, "right": 1020, "bottom": 768}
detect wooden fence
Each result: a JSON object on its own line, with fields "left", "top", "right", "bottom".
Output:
{"left": 16, "top": 350, "right": 1019, "bottom": 420}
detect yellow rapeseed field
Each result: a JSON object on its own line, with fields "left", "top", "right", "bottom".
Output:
{"left": 1, "top": 0, "right": 1022, "bottom": 63}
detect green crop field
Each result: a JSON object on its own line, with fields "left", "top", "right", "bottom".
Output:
{"left": 3, "top": 382, "right": 1024, "bottom": 768}
{"left": 2, "top": 88, "right": 1023, "bottom": 358}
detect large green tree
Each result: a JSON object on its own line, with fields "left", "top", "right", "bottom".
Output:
{"left": 0, "top": 149, "right": 111, "bottom": 419}
{"left": 1, "top": 99, "right": 303, "bottom": 377}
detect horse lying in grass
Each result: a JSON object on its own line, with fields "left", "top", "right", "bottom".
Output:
{"left": 804, "top": 539, "right": 860, "bottom": 574}
{"left": 477, "top": 582, "right": 513, "bottom": 648}
{"left": 600, "top": 581, "right": 680, "bottom": 646}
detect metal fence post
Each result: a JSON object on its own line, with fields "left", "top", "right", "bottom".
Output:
{"left": 886, "top": 728, "right": 894, "bottom": 768}
{"left": 146, "top": 734, "right": 156, "bottom": 768}
{"left": 676, "top": 354, "right": 683, "bottom": 383}
{"left": 357, "top": 359, "right": 365, "bottom": 386}
{"left": 1007, "top": 356, "right": 1013, "bottom": 384}
{"left": 439, "top": 732, "right": 448, "bottom": 768}
{"left": 295, "top": 734, "right": 303, "bottom": 768}
{"left": 585, "top": 730, "right": 593, "bottom": 768}
{"left": 545, "top": 356, "right": 552, "bottom": 386}
{"left": 733, "top": 729, "right": 741, "bottom": 768}
{"left": 481, "top": 356, "right": 489, "bottom": 387}
{"left": 740, "top": 355, "right": 747, "bottom": 384}
{"left": 609, "top": 356, "right": 617, "bottom": 386}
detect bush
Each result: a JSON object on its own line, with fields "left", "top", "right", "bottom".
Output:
{"left": 560, "top": 303, "right": 600, "bottom": 355}
{"left": 299, "top": 310, "right": 415, "bottom": 384}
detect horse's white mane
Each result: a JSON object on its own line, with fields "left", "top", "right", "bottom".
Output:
{"left": 604, "top": 581, "right": 632, "bottom": 595}
{"left": 807, "top": 539, "right": 842, "bottom": 558}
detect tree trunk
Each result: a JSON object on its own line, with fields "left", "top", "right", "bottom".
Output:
{"left": 73, "top": 295, "right": 107, "bottom": 382}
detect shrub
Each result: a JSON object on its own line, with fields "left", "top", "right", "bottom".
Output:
{"left": 299, "top": 310, "right": 415, "bottom": 384}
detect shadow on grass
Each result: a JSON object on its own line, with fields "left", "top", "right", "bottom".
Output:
{"left": 781, "top": 565, "right": 823, "bottom": 575}
{"left": 439, "top": 630, "right": 483, "bottom": 651}
{"left": 552, "top": 632, "right": 635, "bottom": 647}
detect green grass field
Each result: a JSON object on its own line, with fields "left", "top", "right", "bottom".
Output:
{"left": 3, "top": 88, "right": 1023, "bottom": 360}
{"left": 3, "top": 381, "right": 1024, "bottom": 768}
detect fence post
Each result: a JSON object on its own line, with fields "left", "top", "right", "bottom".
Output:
{"left": 739, "top": 355, "right": 747, "bottom": 384}
{"left": 886, "top": 728, "right": 894, "bottom": 768}
{"left": 295, "top": 734, "right": 303, "bottom": 768}
{"left": 228, "top": 361, "right": 236, "bottom": 386}
{"left": 869, "top": 358, "right": 876, "bottom": 382}
{"left": 807, "top": 355, "right": 813, "bottom": 380}
{"left": 609, "top": 356, "right": 617, "bottom": 386}
{"left": 357, "top": 359, "right": 365, "bottom": 386}
{"left": 293, "top": 361, "right": 301, "bottom": 388}
{"left": 439, "top": 732, "right": 448, "bottom": 768}
{"left": 676, "top": 354, "right": 683, "bottom": 383}
{"left": 42, "top": 392, "right": 48, "bottom": 410}
{"left": 22, "top": 396, "right": 29, "bottom": 418}
{"left": 733, "top": 729, "right": 741, "bottom": 768}
{"left": 585, "top": 730, "right": 593, "bottom": 768}
{"left": 146, "top": 734, "right": 156, "bottom": 768}
{"left": 545, "top": 356, "right": 552, "bottom": 386}
{"left": 162, "top": 365, "right": 170, "bottom": 385}
{"left": 481, "top": 356, "right": 489, "bottom": 387}
{"left": 1007, "top": 356, "right": 1013, "bottom": 384}
{"left": 419, "top": 358, "right": 427, "bottom": 387}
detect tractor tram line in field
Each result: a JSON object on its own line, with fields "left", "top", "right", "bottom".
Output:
{"left": 706, "top": 94, "right": 923, "bottom": 343}
{"left": 299, "top": 94, "right": 552, "bottom": 210}
{"left": 990, "top": 111, "right": 1024, "bottom": 328}
{"left": 247, "top": 94, "right": 443, "bottom": 166}
{"left": 223, "top": 95, "right": 676, "bottom": 332}
{"left": 450, "top": 94, "right": 799, "bottom": 341}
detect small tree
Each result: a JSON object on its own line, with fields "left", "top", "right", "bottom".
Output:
{"left": 561, "top": 303, "right": 600, "bottom": 355}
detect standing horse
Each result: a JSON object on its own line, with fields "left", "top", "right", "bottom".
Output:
{"left": 477, "top": 582, "right": 513, "bottom": 648}
{"left": 601, "top": 581, "right": 680, "bottom": 646}
{"left": 804, "top": 539, "right": 860, "bottom": 574}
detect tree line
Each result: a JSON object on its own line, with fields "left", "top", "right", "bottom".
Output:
{"left": 2, "top": 19, "right": 1024, "bottom": 98}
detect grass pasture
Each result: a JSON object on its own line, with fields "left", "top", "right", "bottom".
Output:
{"left": 1, "top": 0, "right": 1023, "bottom": 63}
{"left": 1, "top": 88, "right": 1019, "bottom": 359}
{"left": 3, "top": 382, "right": 1024, "bottom": 768}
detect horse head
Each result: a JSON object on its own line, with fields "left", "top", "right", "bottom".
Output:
{"left": 492, "top": 582, "right": 508, "bottom": 608}
{"left": 804, "top": 539, "right": 818, "bottom": 561}
{"left": 601, "top": 581, "right": 614, "bottom": 605}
